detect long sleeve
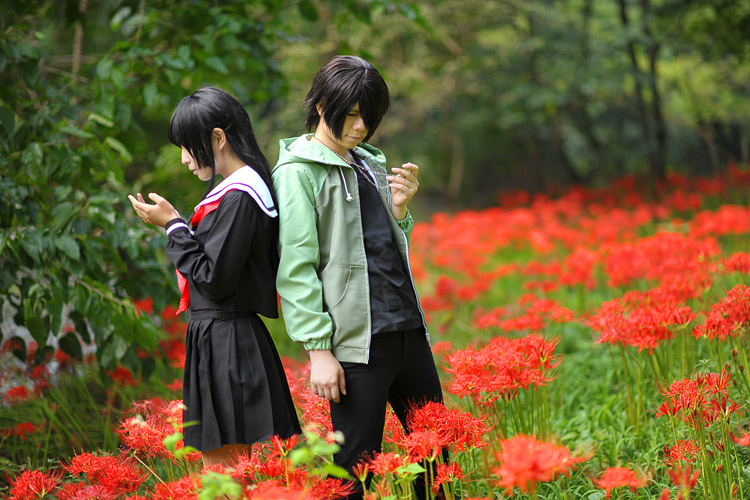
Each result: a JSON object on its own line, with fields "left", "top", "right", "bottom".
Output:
{"left": 272, "top": 164, "right": 334, "bottom": 351}
{"left": 166, "top": 191, "right": 262, "bottom": 304}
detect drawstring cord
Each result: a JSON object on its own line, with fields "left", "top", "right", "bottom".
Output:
{"left": 339, "top": 167, "right": 353, "bottom": 202}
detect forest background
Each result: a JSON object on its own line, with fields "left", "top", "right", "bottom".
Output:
{"left": 1, "top": 0, "right": 750, "bottom": 471}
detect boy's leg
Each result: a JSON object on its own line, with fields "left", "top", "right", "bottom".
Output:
{"left": 330, "top": 332, "right": 404, "bottom": 498}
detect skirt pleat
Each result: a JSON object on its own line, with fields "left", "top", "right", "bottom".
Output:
{"left": 183, "top": 314, "right": 300, "bottom": 451}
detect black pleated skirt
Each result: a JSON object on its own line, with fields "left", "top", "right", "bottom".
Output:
{"left": 182, "top": 310, "right": 301, "bottom": 451}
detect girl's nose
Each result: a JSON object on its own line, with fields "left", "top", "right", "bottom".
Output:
{"left": 181, "top": 147, "right": 191, "bottom": 165}
{"left": 353, "top": 117, "right": 366, "bottom": 131}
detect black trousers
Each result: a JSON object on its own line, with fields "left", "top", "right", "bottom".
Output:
{"left": 331, "top": 327, "right": 444, "bottom": 499}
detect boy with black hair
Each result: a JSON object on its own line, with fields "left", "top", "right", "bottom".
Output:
{"left": 273, "top": 55, "right": 444, "bottom": 499}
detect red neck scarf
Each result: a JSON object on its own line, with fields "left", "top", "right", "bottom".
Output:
{"left": 174, "top": 195, "right": 228, "bottom": 315}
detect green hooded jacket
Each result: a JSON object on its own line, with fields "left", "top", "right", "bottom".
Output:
{"left": 272, "top": 134, "right": 427, "bottom": 364}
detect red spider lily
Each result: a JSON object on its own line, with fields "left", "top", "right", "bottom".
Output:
{"left": 246, "top": 482, "right": 309, "bottom": 500}
{"left": 730, "top": 430, "right": 750, "bottom": 446}
{"left": 166, "top": 378, "right": 182, "bottom": 391}
{"left": 5, "top": 422, "right": 41, "bottom": 440}
{"left": 666, "top": 465, "right": 700, "bottom": 495}
{"left": 4, "top": 385, "right": 30, "bottom": 404}
{"left": 476, "top": 298, "right": 573, "bottom": 333}
{"left": 108, "top": 366, "right": 136, "bottom": 386}
{"left": 593, "top": 467, "right": 648, "bottom": 498}
{"left": 367, "top": 452, "right": 410, "bottom": 476}
{"left": 589, "top": 290, "right": 694, "bottom": 353}
{"left": 7, "top": 469, "right": 63, "bottom": 500}
{"left": 656, "top": 370, "right": 739, "bottom": 429}
{"left": 152, "top": 476, "right": 199, "bottom": 500}
{"left": 723, "top": 252, "right": 750, "bottom": 273}
{"left": 404, "top": 430, "right": 443, "bottom": 461}
{"left": 603, "top": 232, "right": 717, "bottom": 289}
{"left": 663, "top": 440, "right": 699, "bottom": 466}
{"left": 283, "top": 360, "right": 333, "bottom": 434}
{"left": 446, "top": 335, "right": 561, "bottom": 405}
{"left": 64, "top": 452, "right": 146, "bottom": 493}
{"left": 309, "top": 478, "right": 357, "bottom": 499}
{"left": 56, "top": 482, "right": 120, "bottom": 500}
{"left": 693, "top": 284, "right": 750, "bottom": 341}
{"left": 432, "top": 462, "right": 464, "bottom": 494}
{"left": 407, "top": 401, "right": 491, "bottom": 453}
{"left": 382, "top": 407, "right": 407, "bottom": 445}
{"left": 491, "top": 434, "right": 587, "bottom": 495}
{"left": 133, "top": 297, "right": 154, "bottom": 315}
{"left": 690, "top": 205, "right": 750, "bottom": 238}
{"left": 116, "top": 398, "right": 200, "bottom": 462}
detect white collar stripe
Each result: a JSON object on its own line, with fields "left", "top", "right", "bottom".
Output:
{"left": 195, "top": 166, "right": 277, "bottom": 218}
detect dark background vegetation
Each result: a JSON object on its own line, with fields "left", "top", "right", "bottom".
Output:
{"left": 1, "top": 0, "right": 749, "bottom": 372}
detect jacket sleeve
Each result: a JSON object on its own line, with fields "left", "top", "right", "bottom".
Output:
{"left": 395, "top": 208, "right": 414, "bottom": 246}
{"left": 165, "top": 191, "right": 259, "bottom": 303}
{"left": 272, "top": 164, "right": 333, "bottom": 351}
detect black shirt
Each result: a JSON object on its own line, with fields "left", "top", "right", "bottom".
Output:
{"left": 354, "top": 161, "right": 423, "bottom": 334}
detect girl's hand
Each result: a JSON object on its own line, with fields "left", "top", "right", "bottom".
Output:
{"left": 387, "top": 162, "right": 419, "bottom": 221}
{"left": 128, "top": 192, "right": 180, "bottom": 228}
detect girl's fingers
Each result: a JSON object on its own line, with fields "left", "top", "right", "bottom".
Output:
{"left": 137, "top": 193, "right": 145, "bottom": 202}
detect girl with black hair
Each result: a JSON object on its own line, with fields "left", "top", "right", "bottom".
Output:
{"left": 129, "top": 86, "right": 300, "bottom": 467}
{"left": 273, "top": 56, "right": 444, "bottom": 498}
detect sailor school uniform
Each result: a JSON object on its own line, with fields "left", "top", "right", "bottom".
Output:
{"left": 164, "top": 166, "right": 300, "bottom": 452}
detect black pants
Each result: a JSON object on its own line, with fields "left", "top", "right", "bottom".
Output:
{"left": 331, "top": 327, "right": 444, "bottom": 499}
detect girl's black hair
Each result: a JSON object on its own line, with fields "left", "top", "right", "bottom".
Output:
{"left": 304, "top": 55, "right": 389, "bottom": 143}
{"left": 168, "top": 86, "right": 276, "bottom": 206}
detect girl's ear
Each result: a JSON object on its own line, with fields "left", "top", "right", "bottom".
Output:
{"left": 212, "top": 128, "right": 227, "bottom": 150}
{"left": 316, "top": 103, "right": 323, "bottom": 116}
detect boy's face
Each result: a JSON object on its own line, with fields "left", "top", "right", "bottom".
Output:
{"left": 318, "top": 103, "right": 368, "bottom": 152}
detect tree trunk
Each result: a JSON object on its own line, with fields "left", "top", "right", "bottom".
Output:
{"left": 72, "top": 0, "right": 89, "bottom": 84}
{"left": 641, "top": 0, "right": 666, "bottom": 179}
{"left": 617, "top": 0, "right": 657, "bottom": 177}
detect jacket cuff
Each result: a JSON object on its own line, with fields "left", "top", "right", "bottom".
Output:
{"left": 395, "top": 209, "right": 413, "bottom": 230}
{"left": 304, "top": 338, "right": 333, "bottom": 351}
{"left": 165, "top": 217, "right": 188, "bottom": 236}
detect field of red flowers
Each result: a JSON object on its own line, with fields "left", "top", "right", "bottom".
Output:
{"left": 3, "top": 166, "right": 750, "bottom": 499}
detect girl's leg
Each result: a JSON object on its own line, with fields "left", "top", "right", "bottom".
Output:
{"left": 201, "top": 443, "right": 250, "bottom": 468}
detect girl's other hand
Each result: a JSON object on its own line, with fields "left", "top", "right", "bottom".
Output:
{"left": 128, "top": 192, "right": 180, "bottom": 228}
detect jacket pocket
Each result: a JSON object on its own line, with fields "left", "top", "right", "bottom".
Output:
{"left": 320, "top": 264, "right": 357, "bottom": 310}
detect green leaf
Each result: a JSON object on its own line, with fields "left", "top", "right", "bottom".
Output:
{"left": 88, "top": 112, "right": 114, "bottom": 128}
{"left": 143, "top": 82, "right": 158, "bottom": 108}
{"left": 0, "top": 106, "right": 15, "bottom": 136}
{"left": 204, "top": 57, "right": 230, "bottom": 75}
{"left": 322, "top": 463, "right": 352, "bottom": 479}
{"left": 104, "top": 137, "right": 133, "bottom": 164}
{"left": 59, "top": 332, "right": 83, "bottom": 360}
{"left": 69, "top": 310, "right": 90, "bottom": 344}
{"left": 55, "top": 235, "right": 80, "bottom": 260}
{"left": 24, "top": 301, "right": 48, "bottom": 346}
{"left": 60, "top": 124, "right": 95, "bottom": 140}
{"left": 20, "top": 230, "right": 43, "bottom": 264}
{"left": 22, "top": 142, "right": 43, "bottom": 178}
{"left": 298, "top": 0, "right": 319, "bottom": 21}
{"left": 7, "top": 336, "right": 26, "bottom": 363}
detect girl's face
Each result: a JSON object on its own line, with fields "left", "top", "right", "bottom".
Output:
{"left": 319, "top": 103, "right": 368, "bottom": 152}
{"left": 181, "top": 146, "right": 213, "bottom": 181}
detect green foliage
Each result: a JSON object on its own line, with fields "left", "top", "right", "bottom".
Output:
{"left": 0, "top": 0, "right": 419, "bottom": 372}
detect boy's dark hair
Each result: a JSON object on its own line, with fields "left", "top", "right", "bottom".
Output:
{"left": 304, "top": 55, "right": 389, "bottom": 142}
{"left": 168, "top": 86, "right": 275, "bottom": 204}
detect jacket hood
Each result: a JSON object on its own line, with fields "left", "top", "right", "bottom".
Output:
{"left": 273, "top": 134, "right": 387, "bottom": 173}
